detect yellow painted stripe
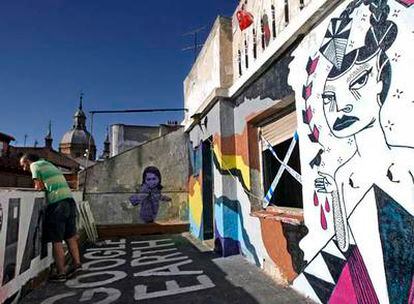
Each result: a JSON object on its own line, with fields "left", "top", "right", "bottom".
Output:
{"left": 189, "top": 180, "right": 203, "bottom": 227}
{"left": 213, "top": 145, "right": 251, "bottom": 190}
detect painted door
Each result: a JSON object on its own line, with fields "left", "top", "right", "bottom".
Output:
{"left": 202, "top": 138, "right": 214, "bottom": 240}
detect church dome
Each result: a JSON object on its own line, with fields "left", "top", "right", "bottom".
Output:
{"left": 59, "top": 94, "right": 96, "bottom": 160}
{"left": 61, "top": 129, "right": 95, "bottom": 146}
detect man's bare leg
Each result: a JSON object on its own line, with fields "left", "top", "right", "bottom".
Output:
{"left": 66, "top": 234, "right": 81, "bottom": 266}
{"left": 52, "top": 242, "right": 66, "bottom": 274}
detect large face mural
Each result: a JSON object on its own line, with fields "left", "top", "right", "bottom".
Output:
{"left": 289, "top": 0, "right": 414, "bottom": 303}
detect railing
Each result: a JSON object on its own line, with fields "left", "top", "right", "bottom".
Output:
{"left": 234, "top": 0, "right": 312, "bottom": 78}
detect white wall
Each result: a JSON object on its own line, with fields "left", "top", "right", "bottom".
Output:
{"left": 289, "top": 0, "right": 414, "bottom": 302}
{"left": 183, "top": 17, "right": 233, "bottom": 125}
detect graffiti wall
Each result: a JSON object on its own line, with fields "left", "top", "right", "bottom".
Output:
{"left": 0, "top": 190, "right": 53, "bottom": 303}
{"left": 188, "top": 48, "right": 308, "bottom": 283}
{"left": 189, "top": 144, "right": 203, "bottom": 239}
{"left": 188, "top": 101, "right": 269, "bottom": 267}
{"left": 288, "top": 0, "right": 414, "bottom": 302}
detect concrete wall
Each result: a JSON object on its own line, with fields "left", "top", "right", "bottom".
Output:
{"left": 187, "top": 39, "right": 308, "bottom": 285}
{"left": 0, "top": 172, "right": 33, "bottom": 188}
{"left": 81, "top": 128, "right": 189, "bottom": 225}
{"left": 0, "top": 189, "right": 83, "bottom": 303}
{"left": 110, "top": 124, "right": 163, "bottom": 157}
{"left": 183, "top": 16, "right": 233, "bottom": 125}
{"left": 288, "top": 1, "right": 414, "bottom": 303}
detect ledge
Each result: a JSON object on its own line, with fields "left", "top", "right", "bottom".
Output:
{"left": 251, "top": 206, "right": 304, "bottom": 226}
{"left": 97, "top": 222, "right": 189, "bottom": 238}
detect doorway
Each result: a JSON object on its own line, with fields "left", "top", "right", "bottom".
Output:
{"left": 202, "top": 138, "right": 214, "bottom": 240}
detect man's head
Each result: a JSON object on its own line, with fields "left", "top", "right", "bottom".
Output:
{"left": 20, "top": 153, "right": 40, "bottom": 171}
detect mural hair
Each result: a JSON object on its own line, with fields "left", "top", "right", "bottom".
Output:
{"left": 142, "top": 166, "right": 163, "bottom": 190}
{"left": 326, "top": 0, "right": 397, "bottom": 104}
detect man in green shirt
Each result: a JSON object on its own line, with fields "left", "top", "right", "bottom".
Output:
{"left": 20, "top": 153, "right": 81, "bottom": 282}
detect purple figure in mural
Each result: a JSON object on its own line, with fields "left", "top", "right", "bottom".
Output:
{"left": 129, "top": 166, "right": 171, "bottom": 223}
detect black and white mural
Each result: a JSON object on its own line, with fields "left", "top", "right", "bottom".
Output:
{"left": 0, "top": 192, "right": 52, "bottom": 303}
{"left": 289, "top": 0, "right": 414, "bottom": 303}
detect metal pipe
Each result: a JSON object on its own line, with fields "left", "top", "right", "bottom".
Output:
{"left": 89, "top": 108, "right": 188, "bottom": 114}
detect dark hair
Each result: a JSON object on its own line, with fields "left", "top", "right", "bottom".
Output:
{"left": 323, "top": 0, "right": 397, "bottom": 104}
{"left": 21, "top": 153, "right": 40, "bottom": 162}
{"left": 142, "top": 166, "right": 162, "bottom": 190}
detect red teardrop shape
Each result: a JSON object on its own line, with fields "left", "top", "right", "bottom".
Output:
{"left": 325, "top": 197, "right": 331, "bottom": 213}
{"left": 314, "top": 191, "right": 319, "bottom": 206}
{"left": 321, "top": 205, "right": 327, "bottom": 230}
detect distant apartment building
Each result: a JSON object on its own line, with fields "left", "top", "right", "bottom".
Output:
{"left": 0, "top": 128, "right": 81, "bottom": 189}
{"left": 110, "top": 122, "right": 181, "bottom": 157}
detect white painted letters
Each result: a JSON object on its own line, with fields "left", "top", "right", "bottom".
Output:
{"left": 66, "top": 271, "right": 127, "bottom": 289}
{"left": 134, "top": 259, "right": 203, "bottom": 277}
{"left": 84, "top": 250, "right": 126, "bottom": 260}
{"left": 131, "top": 239, "right": 175, "bottom": 250}
{"left": 83, "top": 259, "right": 126, "bottom": 271}
{"left": 132, "top": 247, "right": 177, "bottom": 258}
{"left": 79, "top": 287, "right": 121, "bottom": 304}
{"left": 134, "top": 275, "right": 215, "bottom": 300}
{"left": 131, "top": 252, "right": 188, "bottom": 267}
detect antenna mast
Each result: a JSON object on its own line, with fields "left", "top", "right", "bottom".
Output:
{"left": 182, "top": 26, "right": 206, "bottom": 62}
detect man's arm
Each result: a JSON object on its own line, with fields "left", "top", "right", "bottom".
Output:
{"left": 34, "top": 179, "right": 45, "bottom": 191}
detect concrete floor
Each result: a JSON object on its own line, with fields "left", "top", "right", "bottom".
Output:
{"left": 20, "top": 234, "right": 313, "bottom": 304}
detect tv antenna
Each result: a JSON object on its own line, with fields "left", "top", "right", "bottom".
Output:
{"left": 182, "top": 26, "right": 206, "bottom": 62}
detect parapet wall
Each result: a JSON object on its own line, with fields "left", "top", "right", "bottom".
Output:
{"left": 81, "top": 129, "right": 190, "bottom": 225}
{"left": 0, "top": 189, "right": 82, "bottom": 303}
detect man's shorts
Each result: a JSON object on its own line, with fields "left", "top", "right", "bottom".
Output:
{"left": 44, "top": 198, "right": 77, "bottom": 242}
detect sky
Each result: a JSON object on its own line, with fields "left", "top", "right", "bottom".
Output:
{"left": 0, "top": 0, "right": 236, "bottom": 155}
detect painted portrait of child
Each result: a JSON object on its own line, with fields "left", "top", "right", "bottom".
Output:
{"left": 129, "top": 166, "right": 171, "bottom": 223}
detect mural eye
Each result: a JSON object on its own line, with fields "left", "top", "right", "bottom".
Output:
{"left": 350, "top": 68, "right": 372, "bottom": 90}
{"left": 322, "top": 92, "right": 336, "bottom": 105}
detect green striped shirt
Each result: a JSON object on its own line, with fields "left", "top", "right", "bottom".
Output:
{"left": 30, "top": 159, "right": 72, "bottom": 204}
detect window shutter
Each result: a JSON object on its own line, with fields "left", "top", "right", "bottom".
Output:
{"left": 261, "top": 111, "right": 297, "bottom": 148}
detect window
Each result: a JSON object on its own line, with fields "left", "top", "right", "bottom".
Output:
{"left": 261, "top": 18, "right": 265, "bottom": 50}
{"left": 271, "top": 5, "right": 276, "bottom": 38}
{"left": 253, "top": 28, "right": 257, "bottom": 59}
{"left": 284, "top": 0, "right": 289, "bottom": 26}
{"left": 260, "top": 111, "right": 302, "bottom": 208}
{"left": 192, "top": 144, "right": 202, "bottom": 176}
{"left": 238, "top": 50, "right": 242, "bottom": 76}
{"left": 244, "top": 39, "right": 249, "bottom": 69}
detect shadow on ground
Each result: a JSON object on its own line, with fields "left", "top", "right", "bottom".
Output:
{"left": 20, "top": 234, "right": 311, "bottom": 304}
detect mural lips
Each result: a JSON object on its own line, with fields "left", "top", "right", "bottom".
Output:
{"left": 333, "top": 115, "right": 359, "bottom": 131}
